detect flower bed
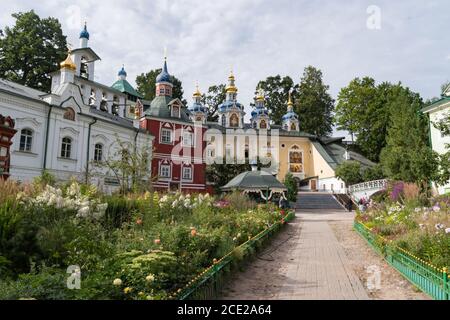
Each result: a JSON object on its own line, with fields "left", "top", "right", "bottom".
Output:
{"left": 0, "top": 179, "right": 291, "bottom": 300}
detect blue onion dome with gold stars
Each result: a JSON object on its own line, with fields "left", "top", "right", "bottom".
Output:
{"left": 189, "top": 85, "right": 208, "bottom": 113}
{"left": 156, "top": 58, "right": 172, "bottom": 83}
{"left": 251, "top": 87, "right": 269, "bottom": 119}
{"left": 80, "top": 23, "right": 90, "bottom": 40}
{"left": 219, "top": 70, "right": 244, "bottom": 112}
{"left": 282, "top": 91, "right": 298, "bottom": 120}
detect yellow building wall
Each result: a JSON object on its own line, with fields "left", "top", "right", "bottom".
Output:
{"left": 276, "top": 136, "right": 315, "bottom": 182}
{"left": 311, "top": 143, "right": 336, "bottom": 180}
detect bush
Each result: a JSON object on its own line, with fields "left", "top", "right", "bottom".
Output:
{"left": 284, "top": 173, "right": 298, "bottom": 202}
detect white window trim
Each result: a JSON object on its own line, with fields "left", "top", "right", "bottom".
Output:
{"left": 19, "top": 128, "right": 34, "bottom": 153}
{"left": 60, "top": 136, "right": 73, "bottom": 159}
{"left": 159, "top": 163, "right": 171, "bottom": 179}
{"left": 288, "top": 147, "right": 304, "bottom": 174}
{"left": 182, "top": 130, "right": 195, "bottom": 147}
{"left": 182, "top": 166, "right": 193, "bottom": 181}
{"left": 160, "top": 128, "right": 173, "bottom": 144}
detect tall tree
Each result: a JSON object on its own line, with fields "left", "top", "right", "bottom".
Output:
{"left": 380, "top": 89, "right": 438, "bottom": 184}
{"left": 0, "top": 10, "right": 67, "bottom": 92}
{"left": 434, "top": 109, "right": 450, "bottom": 186}
{"left": 201, "top": 84, "right": 226, "bottom": 122}
{"left": 135, "top": 69, "right": 185, "bottom": 104}
{"left": 255, "top": 75, "right": 298, "bottom": 124}
{"left": 296, "top": 66, "right": 334, "bottom": 136}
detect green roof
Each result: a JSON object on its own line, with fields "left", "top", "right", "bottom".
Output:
{"left": 111, "top": 79, "right": 143, "bottom": 98}
{"left": 144, "top": 96, "right": 191, "bottom": 121}
{"left": 421, "top": 97, "right": 450, "bottom": 113}
{"left": 221, "top": 170, "right": 287, "bottom": 191}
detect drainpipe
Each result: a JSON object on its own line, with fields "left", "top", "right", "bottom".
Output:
{"left": 85, "top": 118, "right": 97, "bottom": 184}
{"left": 43, "top": 105, "right": 54, "bottom": 171}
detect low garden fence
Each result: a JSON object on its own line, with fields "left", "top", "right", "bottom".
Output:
{"left": 354, "top": 220, "right": 449, "bottom": 300}
{"left": 173, "top": 211, "right": 296, "bottom": 300}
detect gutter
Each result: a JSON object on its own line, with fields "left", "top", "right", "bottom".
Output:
{"left": 85, "top": 118, "right": 97, "bottom": 184}
{"left": 43, "top": 105, "right": 54, "bottom": 171}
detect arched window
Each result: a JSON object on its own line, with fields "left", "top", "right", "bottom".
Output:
{"left": 94, "top": 143, "right": 103, "bottom": 162}
{"left": 260, "top": 119, "right": 267, "bottom": 129}
{"left": 19, "top": 129, "right": 33, "bottom": 152}
{"left": 100, "top": 92, "right": 108, "bottom": 112}
{"left": 291, "top": 123, "right": 297, "bottom": 131}
{"left": 89, "top": 89, "right": 96, "bottom": 106}
{"left": 80, "top": 56, "right": 89, "bottom": 79}
{"left": 64, "top": 107, "right": 75, "bottom": 121}
{"left": 289, "top": 145, "right": 303, "bottom": 173}
{"left": 61, "top": 137, "right": 72, "bottom": 159}
{"left": 112, "top": 96, "right": 119, "bottom": 116}
{"left": 230, "top": 113, "right": 239, "bottom": 127}
{"left": 221, "top": 115, "right": 226, "bottom": 127}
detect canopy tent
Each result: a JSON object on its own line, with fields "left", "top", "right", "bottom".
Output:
{"left": 221, "top": 169, "right": 287, "bottom": 201}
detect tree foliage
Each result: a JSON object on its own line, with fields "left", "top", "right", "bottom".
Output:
{"left": 135, "top": 69, "right": 185, "bottom": 104}
{"left": 201, "top": 84, "right": 226, "bottom": 122}
{"left": 255, "top": 75, "right": 298, "bottom": 125}
{"left": 296, "top": 66, "right": 335, "bottom": 136}
{"left": 206, "top": 162, "right": 250, "bottom": 193}
{"left": 335, "top": 161, "right": 363, "bottom": 186}
{"left": 380, "top": 89, "right": 439, "bottom": 184}
{"left": 433, "top": 110, "right": 450, "bottom": 186}
{"left": 283, "top": 172, "right": 298, "bottom": 202}
{"left": 0, "top": 10, "right": 67, "bottom": 92}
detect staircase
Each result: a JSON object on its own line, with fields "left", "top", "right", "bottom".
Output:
{"left": 295, "top": 192, "right": 345, "bottom": 210}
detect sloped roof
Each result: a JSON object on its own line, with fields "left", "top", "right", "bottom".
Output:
{"left": 222, "top": 170, "right": 287, "bottom": 191}
{"left": 111, "top": 79, "right": 143, "bottom": 98}
{"left": 144, "top": 96, "right": 191, "bottom": 122}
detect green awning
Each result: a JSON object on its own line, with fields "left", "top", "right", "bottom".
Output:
{"left": 221, "top": 170, "right": 287, "bottom": 192}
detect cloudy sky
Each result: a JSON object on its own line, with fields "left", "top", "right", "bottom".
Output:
{"left": 1, "top": 0, "right": 449, "bottom": 130}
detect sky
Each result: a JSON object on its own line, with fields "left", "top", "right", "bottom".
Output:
{"left": 1, "top": 0, "right": 449, "bottom": 136}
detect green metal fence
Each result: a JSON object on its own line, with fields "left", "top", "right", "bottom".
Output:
{"left": 172, "top": 211, "right": 295, "bottom": 300}
{"left": 354, "top": 221, "right": 449, "bottom": 300}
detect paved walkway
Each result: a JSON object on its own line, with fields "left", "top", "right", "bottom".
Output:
{"left": 221, "top": 210, "right": 369, "bottom": 300}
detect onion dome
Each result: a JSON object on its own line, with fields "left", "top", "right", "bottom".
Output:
{"left": 118, "top": 65, "right": 127, "bottom": 78}
{"left": 190, "top": 85, "right": 207, "bottom": 113}
{"left": 156, "top": 58, "right": 172, "bottom": 83}
{"left": 79, "top": 23, "right": 90, "bottom": 40}
{"left": 60, "top": 52, "right": 76, "bottom": 71}
{"left": 225, "top": 70, "right": 238, "bottom": 93}
{"left": 282, "top": 91, "right": 298, "bottom": 120}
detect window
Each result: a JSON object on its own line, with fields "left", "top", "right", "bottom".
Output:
{"left": 172, "top": 106, "right": 180, "bottom": 117}
{"left": 80, "top": 56, "right": 89, "bottom": 79}
{"left": 291, "top": 123, "right": 297, "bottom": 131}
{"left": 221, "top": 115, "right": 226, "bottom": 127}
{"left": 64, "top": 107, "right": 75, "bottom": 121}
{"left": 289, "top": 146, "right": 303, "bottom": 173}
{"left": 61, "top": 137, "right": 72, "bottom": 159}
{"left": 19, "top": 129, "right": 33, "bottom": 152}
{"left": 112, "top": 96, "right": 119, "bottom": 116}
{"left": 182, "top": 167, "right": 192, "bottom": 180}
{"left": 89, "top": 89, "right": 96, "bottom": 106}
{"left": 160, "top": 164, "right": 170, "bottom": 178}
{"left": 94, "top": 143, "right": 103, "bottom": 162}
{"left": 161, "top": 128, "right": 172, "bottom": 144}
{"left": 183, "top": 132, "right": 194, "bottom": 147}
{"left": 260, "top": 119, "right": 267, "bottom": 129}
{"left": 230, "top": 113, "right": 239, "bottom": 127}
{"left": 100, "top": 92, "right": 108, "bottom": 112}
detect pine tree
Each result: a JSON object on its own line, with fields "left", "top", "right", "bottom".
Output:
{"left": 380, "top": 90, "right": 439, "bottom": 183}
{"left": 296, "top": 66, "right": 334, "bottom": 136}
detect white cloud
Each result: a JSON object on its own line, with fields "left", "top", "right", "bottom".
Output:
{"left": 1, "top": 0, "right": 449, "bottom": 127}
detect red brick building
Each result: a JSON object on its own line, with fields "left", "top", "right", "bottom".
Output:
{"left": 0, "top": 115, "right": 17, "bottom": 180}
{"left": 140, "top": 59, "right": 208, "bottom": 193}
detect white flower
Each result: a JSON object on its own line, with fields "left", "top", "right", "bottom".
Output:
{"left": 146, "top": 274, "right": 155, "bottom": 282}
{"left": 435, "top": 223, "right": 445, "bottom": 230}
{"left": 113, "top": 278, "right": 122, "bottom": 286}
{"left": 77, "top": 206, "right": 90, "bottom": 218}
{"left": 445, "top": 228, "right": 450, "bottom": 234}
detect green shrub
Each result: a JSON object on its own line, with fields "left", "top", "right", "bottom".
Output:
{"left": 284, "top": 173, "right": 298, "bottom": 202}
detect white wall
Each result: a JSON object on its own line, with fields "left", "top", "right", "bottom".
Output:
{"left": 429, "top": 105, "right": 450, "bottom": 194}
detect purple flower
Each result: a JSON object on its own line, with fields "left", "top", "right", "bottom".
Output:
{"left": 390, "top": 182, "right": 404, "bottom": 202}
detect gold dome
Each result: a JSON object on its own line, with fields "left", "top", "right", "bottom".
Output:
{"left": 228, "top": 70, "right": 235, "bottom": 80}
{"left": 193, "top": 84, "right": 201, "bottom": 97}
{"left": 287, "top": 91, "right": 294, "bottom": 106}
{"left": 60, "top": 52, "right": 76, "bottom": 71}
{"left": 256, "top": 87, "right": 265, "bottom": 102}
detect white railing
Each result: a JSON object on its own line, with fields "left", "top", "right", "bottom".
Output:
{"left": 348, "top": 179, "right": 388, "bottom": 194}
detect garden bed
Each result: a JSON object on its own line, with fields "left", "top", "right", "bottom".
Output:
{"left": 0, "top": 178, "right": 293, "bottom": 300}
